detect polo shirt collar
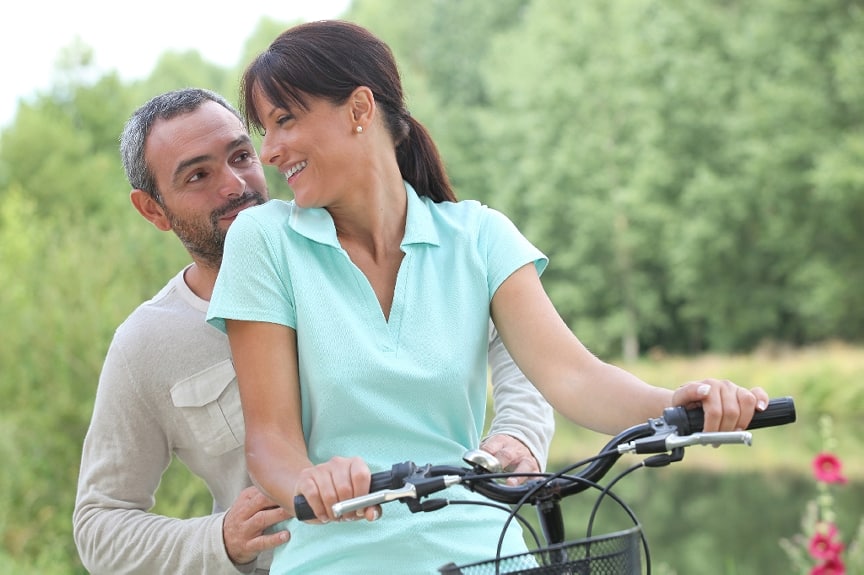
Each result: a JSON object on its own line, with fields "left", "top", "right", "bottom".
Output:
{"left": 402, "top": 182, "right": 440, "bottom": 248}
{"left": 287, "top": 181, "right": 441, "bottom": 249}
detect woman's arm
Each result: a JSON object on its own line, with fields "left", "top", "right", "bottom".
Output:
{"left": 225, "top": 320, "right": 310, "bottom": 512}
{"left": 490, "top": 264, "right": 767, "bottom": 435}
{"left": 226, "top": 319, "right": 375, "bottom": 523}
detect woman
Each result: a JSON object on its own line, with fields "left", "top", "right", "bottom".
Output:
{"left": 207, "top": 20, "right": 768, "bottom": 574}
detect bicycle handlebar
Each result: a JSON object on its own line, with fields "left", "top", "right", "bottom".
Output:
{"left": 294, "top": 396, "right": 796, "bottom": 521}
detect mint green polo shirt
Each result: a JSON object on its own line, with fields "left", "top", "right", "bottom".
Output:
{"left": 208, "top": 182, "right": 547, "bottom": 574}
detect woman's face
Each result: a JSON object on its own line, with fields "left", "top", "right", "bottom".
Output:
{"left": 253, "top": 88, "right": 362, "bottom": 209}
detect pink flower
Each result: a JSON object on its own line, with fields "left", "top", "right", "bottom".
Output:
{"left": 810, "top": 556, "right": 846, "bottom": 575}
{"left": 812, "top": 453, "right": 848, "bottom": 484}
{"left": 809, "top": 524, "right": 844, "bottom": 560}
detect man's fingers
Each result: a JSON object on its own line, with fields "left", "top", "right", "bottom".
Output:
{"left": 481, "top": 434, "right": 537, "bottom": 471}
{"left": 481, "top": 434, "right": 541, "bottom": 486}
{"left": 253, "top": 504, "right": 293, "bottom": 531}
{"left": 252, "top": 527, "right": 291, "bottom": 552}
{"left": 504, "top": 458, "right": 539, "bottom": 485}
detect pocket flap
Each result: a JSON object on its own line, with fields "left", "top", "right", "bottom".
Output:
{"left": 170, "top": 359, "right": 236, "bottom": 407}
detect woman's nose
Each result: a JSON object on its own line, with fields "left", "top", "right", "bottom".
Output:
{"left": 259, "top": 133, "right": 281, "bottom": 166}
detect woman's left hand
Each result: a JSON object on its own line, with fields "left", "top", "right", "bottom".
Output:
{"left": 670, "top": 379, "right": 769, "bottom": 432}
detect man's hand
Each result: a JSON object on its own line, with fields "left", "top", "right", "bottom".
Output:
{"left": 480, "top": 434, "right": 541, "bottom": 486}
{"left": 223, "top": 486, "right": 292, "bottom": 566}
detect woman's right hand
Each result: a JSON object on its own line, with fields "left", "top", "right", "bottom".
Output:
{"left": 293, "top": 456, "right": 381, "bottom": 523}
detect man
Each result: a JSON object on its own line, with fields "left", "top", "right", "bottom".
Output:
{"left": 72, "top": 88, "right": 554, "bottom": 574}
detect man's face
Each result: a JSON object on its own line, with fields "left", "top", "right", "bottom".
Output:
{"left": 145, "top": 101, "right": 268, "bottom": 268}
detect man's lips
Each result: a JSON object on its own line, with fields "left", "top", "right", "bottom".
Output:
{"left": 218, "top": 198, "right": 258, "bottom": 221}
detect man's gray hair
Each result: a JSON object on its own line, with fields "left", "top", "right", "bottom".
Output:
{"left": 119, "top": 88, "right": 241, "bottom": 202}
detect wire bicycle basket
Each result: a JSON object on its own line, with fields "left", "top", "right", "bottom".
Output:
{"left": 439, "top": 526, "right": 642, "bottom": 575}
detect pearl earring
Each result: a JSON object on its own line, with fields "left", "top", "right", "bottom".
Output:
{"left": 355, "top": 125, "right": 363, "bottom": 134}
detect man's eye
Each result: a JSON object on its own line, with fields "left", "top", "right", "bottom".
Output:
{"left": 188, "top": 171, "right": 207, "bottom": 183}
{"left": 233, "top": 151, "right": 258, "bottom": 167}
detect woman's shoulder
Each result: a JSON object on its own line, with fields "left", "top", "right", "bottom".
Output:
{"left": 231, "top": 199, "right": 298, "bottom": 231}
{"left": 244, "top": 198, "right": 295, "bottom": 218}
{"left": 429, "top": 198, "right": 515, "bottom": 233}
{"left": 425, "top": 197, "right": 495, "bottom": 222}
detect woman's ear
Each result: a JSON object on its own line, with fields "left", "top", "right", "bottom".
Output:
{"left": 349, "top": 86, "right": 375, "bottom": 130}
{"left": 130, "top": 189, "right": 172, "bottom": 231}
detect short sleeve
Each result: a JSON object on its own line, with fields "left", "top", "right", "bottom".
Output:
{"left": 479, "top": 207, "right": 548, "bottom": 298}
{"left": 206, "top": 207, "right": 296, "bottom": 333}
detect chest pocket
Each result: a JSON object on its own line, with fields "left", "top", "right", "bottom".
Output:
{"left": 170, "top": 359, "right": 246, "bottom": 456}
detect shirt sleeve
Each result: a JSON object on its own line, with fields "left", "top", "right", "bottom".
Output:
{"left": 207, "top": 208, "right": 296, "bottom": 333}
{"left": 479, "top": 206, "right": 548, "bottom": 299}
{"left": 484, "top": 322, "right": 555, "bottom": 470}
{"left": 72, "top": 338, "right": 248, "bottom": 575}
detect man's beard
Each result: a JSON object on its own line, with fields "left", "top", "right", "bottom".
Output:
{"left": 165, "top": 191, "right": 266, "bottom": 270}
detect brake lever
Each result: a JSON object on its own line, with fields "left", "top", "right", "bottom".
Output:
{"left": 331, "top": 475, "right": 462, "bottom": 517}
{"left": 618, "top": 431, "right": 752, "bottom": 454}
{"left": 332, "top": 483, "right": 419, "bottom": 518}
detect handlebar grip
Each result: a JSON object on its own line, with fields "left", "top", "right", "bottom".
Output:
{"left": 294, "top": 495, "right": 316, "bottom": 521}
{"left": 664, "top": 396, "right": 796, "bottom": 435}
{"left": 293, "top": 462, "right": 416, "bottom": 521}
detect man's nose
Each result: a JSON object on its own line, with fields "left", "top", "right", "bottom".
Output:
{"left": 219, "top": 168, "right": 245, "bottom": 198}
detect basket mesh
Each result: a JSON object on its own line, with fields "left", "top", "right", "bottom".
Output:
{"left": 439, "top": 527, "right": 641, "bottom": 575}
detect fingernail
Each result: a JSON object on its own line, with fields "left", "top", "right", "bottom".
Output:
{"left": 698, "top": 384, "right": 711, "bottom": 396}
{"left": 371, "top": 508, "right": 380, "bottom": 521}
{"left": 356, "top": 509, "right": 364, "bottom": 519}
{"left": 757, "top": 400, "right": 767, "bottom": 410}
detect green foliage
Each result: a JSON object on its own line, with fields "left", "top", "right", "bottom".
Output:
{"left": 0, "top": 190, "right": 189, "bottom": 571}
{"left": 6, "top": 0, "right": 861, "bottom": 355}
{"left": 478, "top": 0, "right": 693, "bottom": 357}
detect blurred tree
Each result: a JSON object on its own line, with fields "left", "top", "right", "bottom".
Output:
{"left": 0, "top": 40, "right": 130, "bottom": 222}
{"left": 668, "top": 0, "right": 864, "bottom": 350}
{"left": 479, "top": 0, "right": 682, "bottom": 358}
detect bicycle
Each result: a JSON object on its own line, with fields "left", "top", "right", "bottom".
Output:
{"left": 294, "top": 396, "right": 797, "bottom": 574}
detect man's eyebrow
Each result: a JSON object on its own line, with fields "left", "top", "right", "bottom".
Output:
{"left": 171, "top": 135, "right": 255, "bottom": 185}
{"left": 231, "top": 134, "right": 254, "bottom": 150}
{"left": 172, "top": 154, "right": 211, "bottom": 185}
